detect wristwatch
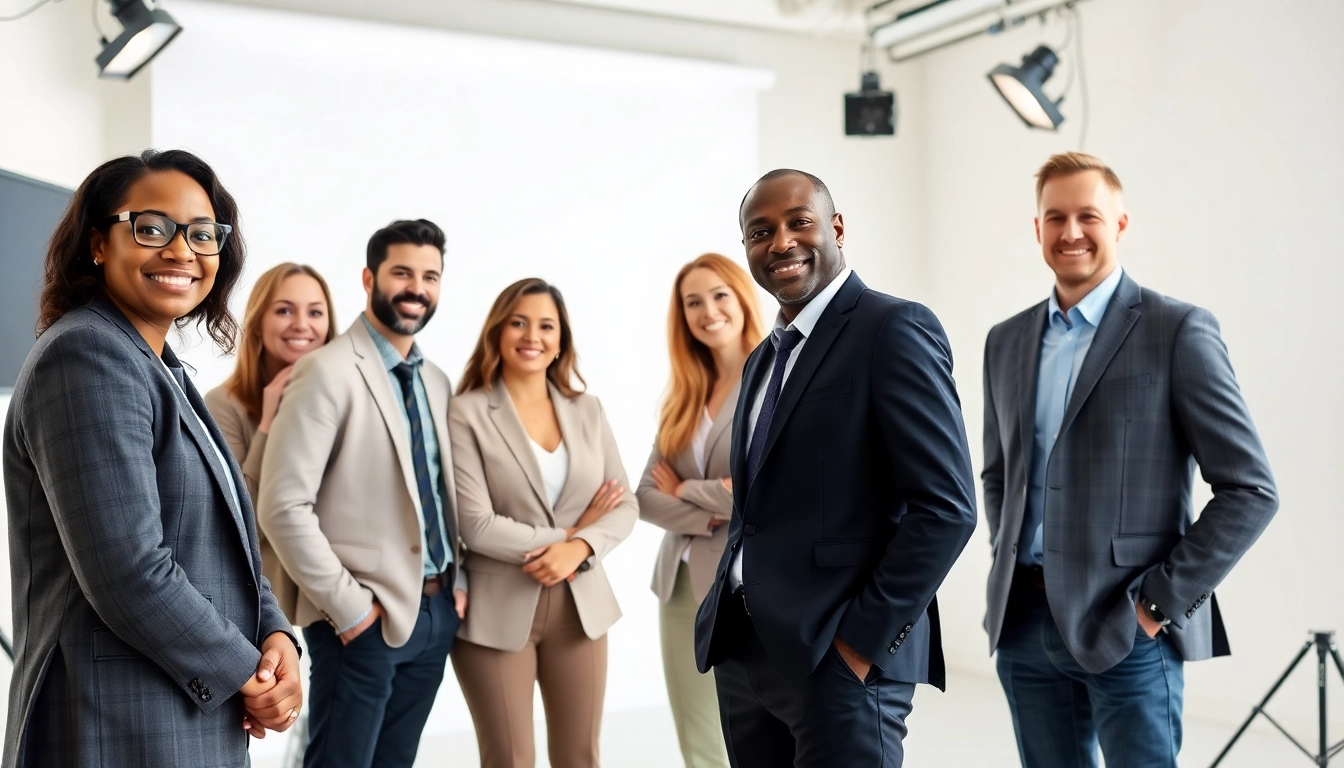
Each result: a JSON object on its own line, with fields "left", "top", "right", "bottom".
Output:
{"left": 1139, "top": 596, "right": 1171, "bottom": 627}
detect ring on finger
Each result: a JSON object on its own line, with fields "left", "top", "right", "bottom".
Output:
{"left": 288, "top": 709, "right": 299, "bottom": 720}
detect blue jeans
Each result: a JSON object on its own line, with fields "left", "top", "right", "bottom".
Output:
{"left": 995, "top": 587, "right": 1183, "bottom": 768}
{"left": 302, "top": 590, "right": 460, "bottom": 768}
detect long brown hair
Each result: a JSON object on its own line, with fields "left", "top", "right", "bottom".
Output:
{"left": 222, "top": 263, "right": 337, "bottom": 422}
{"left": 39, "top": 149, "right": 246, "bottom": 352}
{"left": 457, "top": 278, "right": 585, "bottom": 398}
{"left": 656, "top": 254, "right": 765, "bottom": 458}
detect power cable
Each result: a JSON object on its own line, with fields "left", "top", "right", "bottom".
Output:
{"left": 0, "top": 0, "right": 54, "bottom": 22}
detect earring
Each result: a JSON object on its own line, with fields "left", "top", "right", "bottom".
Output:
{"left": 93, "top": 257, "right": 102, "bottom": 266}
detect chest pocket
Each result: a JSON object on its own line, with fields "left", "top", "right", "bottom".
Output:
{"left": 797, "top": 379, "right": 852, "bottom": 405}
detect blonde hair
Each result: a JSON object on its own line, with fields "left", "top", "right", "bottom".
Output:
{"left": 656, "top": 254, "right": 765, "bottom": 458}
{"left": 1035, "top": 151, "right": 1124, "bottom": 204}
{"left": 457, "top": 278, "right": 585, "bottom": 398}
{"left": 223, "top": 263, "right": 337, "bottom": 422}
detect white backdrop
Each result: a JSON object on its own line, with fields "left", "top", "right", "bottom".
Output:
{"left": 150, "top": 0, "right": 772, "bottom": 745}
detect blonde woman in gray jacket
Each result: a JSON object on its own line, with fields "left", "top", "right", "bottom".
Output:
{"left": 637, "top": 253, "right": 765, "bottom": 768}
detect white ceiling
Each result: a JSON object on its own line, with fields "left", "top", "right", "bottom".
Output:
{"left": 537, "top": 0, "right": 872, "bottom": 36}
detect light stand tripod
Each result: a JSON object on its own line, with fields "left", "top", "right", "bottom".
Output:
{"left": 1211, "top": 630, "right": 1344, "bottom": 767}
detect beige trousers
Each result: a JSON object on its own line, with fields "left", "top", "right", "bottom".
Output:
{"left": 661, "top": 564, "right": 731, "bottom": 768}
{"left": 452, "top": 583, "right": 607, "bottom": 768}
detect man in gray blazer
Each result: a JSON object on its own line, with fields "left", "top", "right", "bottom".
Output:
{"left": 982, "top": 152, "right": 1277, "bottom": 768}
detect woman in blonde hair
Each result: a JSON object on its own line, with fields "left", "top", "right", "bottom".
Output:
{"left": 450, "top": 277, "right": 637, "bottom": 768}
{"left": 636, "top": 253, "right": 765, "bottom": 768}
{"left": 205, "top": 262, "right": 336, "bottom": 620}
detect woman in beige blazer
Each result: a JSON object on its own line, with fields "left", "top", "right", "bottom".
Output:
{"left": 204, "top": 262, "right": 336, "bottom": 621}
{"left": 450, "top": 277, "right": 638, "bottom": 768}
{"left": 636, "top": 253, "right": 765, "bottom": 768}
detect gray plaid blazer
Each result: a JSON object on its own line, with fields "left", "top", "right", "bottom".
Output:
{"left": 3, "top": 297, "right": 293, "bottom": 767}
{"left": 982, "top": 272, "right": 1277, "bottom": 673}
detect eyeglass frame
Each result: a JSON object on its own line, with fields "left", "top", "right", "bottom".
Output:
{"left": 102, "top": 210, "right": 234, "bottom": 256}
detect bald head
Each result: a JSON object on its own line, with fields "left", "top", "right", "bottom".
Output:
{"left": 739, "top": 169, "right": 835, "bottom": 228}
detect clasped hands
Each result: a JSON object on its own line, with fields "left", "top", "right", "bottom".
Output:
{"left": 239, "top": 631, "right": 304, "bottom": 739}
{"left": 521, "top": 479, "right": 625, "bottom": 587}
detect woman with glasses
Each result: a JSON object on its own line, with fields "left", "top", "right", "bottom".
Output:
{"left": 206, "top": 262, "right": 336, "bottom": 621}
{"left": 449, "top": 278, "right": 637, "bottom": 768}
{"left": 636, "top": 254, "right": 764, "bottom": 768}
{"left": 2, "top": 150, "right": 302, "bottom": 767}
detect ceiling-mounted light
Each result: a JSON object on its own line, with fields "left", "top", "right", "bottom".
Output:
{"left": 988, "top": 45, "right": 1064, "bottom": 130}
{"left": 844, "top": 70, "right": 896, "bottom": 136}
{"left": 96, "top": 0, "right": 182, "bottom": 80}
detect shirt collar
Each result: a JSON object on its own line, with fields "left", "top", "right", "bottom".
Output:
{"left": 1048, "top": 265, "right": 1124, "bottom": 328}
{"left": 771, "top": 267, "right": 853, "bottom": 344}
{"left": 361, "top": 313, "right": 423, "bottom": 372}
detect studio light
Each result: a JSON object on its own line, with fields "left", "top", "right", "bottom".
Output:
{"left": 988, "top": 45, "right": 1064, "bottom": 130}
{"left": 96, "top": 0, "right": 182, "bottom": 80}
{"left": 845, "top": 71, "right": 896, "bottom": 136}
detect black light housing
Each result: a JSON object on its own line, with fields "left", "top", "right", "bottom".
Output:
{"left": 845, "top": 71, "right": 896, "bottom": 136}
{"left": 96, "top": 0, "right": 182, "bottom": 80}
{"left": 988, "top": 45, "right": 1064, "bottom": 130}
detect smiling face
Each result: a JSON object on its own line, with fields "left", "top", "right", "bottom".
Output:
{"left": 498, "top": 291, "right": 562, "bottom": 378}
{"left": 1035, "top": 169, "right": 1129, "bottom": 295}
{"left": 679, "top": 266, "right": 745, "bottom": 353}
{"left": 364, "top": 242, "right": 442, "bottom": 337}
{"left": 741, "top": 173, "right": 845, "bottom": 319}
{"left": 259, "top": 273, "right": 330, "bottom": 369}
{"left": 90, "top": 170, "right": 219, "bottom": 338}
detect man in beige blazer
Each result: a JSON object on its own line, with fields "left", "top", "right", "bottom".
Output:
{"left": 258, "top": 219, "right": 466, "bottom": 768}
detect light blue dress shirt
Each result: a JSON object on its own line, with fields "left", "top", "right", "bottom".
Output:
{"left": 361, "top": 315, "right": 453, "bottom": 577}
{"left": 1018, "top": 266, "right": 1124, "bottom": 565}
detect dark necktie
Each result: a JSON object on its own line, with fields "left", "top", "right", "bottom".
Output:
{"left": 746, "top": 328, "right": 804, "bottom": 486}
{"left": 392, "top": 363, "right": 447, "bottom": 571}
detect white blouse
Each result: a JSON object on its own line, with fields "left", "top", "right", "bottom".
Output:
{"left": 530, "top": 438, "right": 570, "bottom": 509}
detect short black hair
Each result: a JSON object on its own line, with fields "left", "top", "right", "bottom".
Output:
{"left": 366, "top": 219, "right": 445, "bottom": 272}
{"left": 738, "top": 168, "right": 835, "bottom": 228}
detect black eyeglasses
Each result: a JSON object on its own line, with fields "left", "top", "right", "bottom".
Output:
{"left": 104, "top": 211, "right": 233, "bottom": 256}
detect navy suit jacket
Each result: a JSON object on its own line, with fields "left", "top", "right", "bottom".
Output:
{"left": 693, "top": 271, "right": 977, "bottom": 689}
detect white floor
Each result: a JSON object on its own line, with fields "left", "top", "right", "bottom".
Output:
{"left": 250, "top": 668, "right": 1310, "bottom": 768}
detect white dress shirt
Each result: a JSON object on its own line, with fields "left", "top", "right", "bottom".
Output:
{"left": 681, "top": 409, "right": 715, "bottom": 564}
{"left": 729, "top": 268, "right": 853, "bottom": 591}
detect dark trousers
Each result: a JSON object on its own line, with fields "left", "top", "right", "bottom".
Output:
{"left": 302, "top": 590, "right": 461, "bottom": 768}
{"left": 996, "top": 568, "right": 1184, "bottom": 768}
{"left": 713, "top": 593, "right": 915, "bottom": 768}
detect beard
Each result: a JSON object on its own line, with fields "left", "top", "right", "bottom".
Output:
{"left": 370, "top": 281, "right": 437, "bottom": 336}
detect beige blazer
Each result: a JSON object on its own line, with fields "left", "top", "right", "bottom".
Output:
{"left": 256, "top": 318, "right": 463, "bottom": 648}
{"left": 449, "top": 382, "right": 637, "bottom": 652}
{"left": 203, "top": 386, "right": 301, "bottom": 622}
{"left": 636, "top": 384, "right": 737, "bottom": 605}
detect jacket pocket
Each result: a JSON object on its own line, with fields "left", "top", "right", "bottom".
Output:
{"left": 92, "top": 627, "right": 142, "bottom": 661}
{"left": 330, "top": 542, "right": 382, "bottom": 573}
{"left": 1097, "top": 373, "right": 1153, "bottom": 389}
{"left": 798, "top": 379, "right": 852, "bottom": 405}
{"left": 814, "top": 538, "right": 873, "bottom": 568}
{"left": 1111, "top": 534, "right": 1180, "bottom": 567}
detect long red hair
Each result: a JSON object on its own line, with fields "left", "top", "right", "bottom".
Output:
{"left": 656, "top": 254, "right": 764, "bottom": 458}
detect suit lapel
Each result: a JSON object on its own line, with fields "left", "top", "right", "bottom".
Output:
{"left": 350, "top": 321, "right": 421, "bottom": 512}
{"left": 1015, "top": 303, "right": 1048, "bottom": 469}
{"left": 424, "top": 363, "right": 457, "bottom": 544}
{"left": 550, "top": 384, "right": 585, "bottom": 513}
{"left": 698, "top": 381, "right": 740, "bottom": 480}
{"left": 748, "top": 272, "right": 861, "bottom": 493}
{"left": 159, "top": 346, "right": 256, "bottom": 571}
{"left": 486, "top": 383, "right": 555, "bottom": 521}
{"left": 1057, "top": 274, "right": 1143, "bottom": 438}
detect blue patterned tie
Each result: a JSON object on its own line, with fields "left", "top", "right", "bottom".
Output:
{"left": 746, "top": 328, "right": 804, "bottom": 487}
{"left": 392, "top": 363, "right": 447, "bottom": 571}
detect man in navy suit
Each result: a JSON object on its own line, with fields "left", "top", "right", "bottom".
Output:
{"left": 694, "top": 169, "right": 978, "bottom": 767}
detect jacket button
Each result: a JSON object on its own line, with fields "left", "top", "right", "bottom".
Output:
{"left": 731, "top": 542, "right": 740, "bottom": 552}
{"left": 744, "top": 525, "right": 757, "bottom": 536}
